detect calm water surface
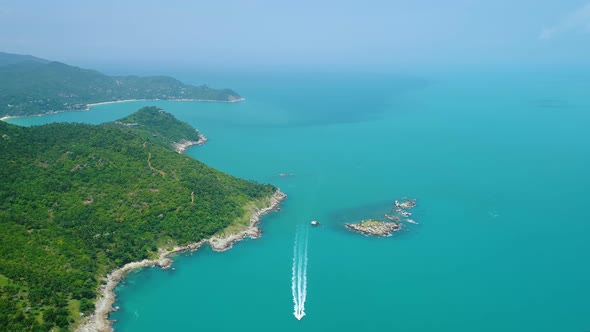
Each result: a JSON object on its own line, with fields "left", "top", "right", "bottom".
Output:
{"left": 9, "top": 69, "right": 590, "bottom": 331}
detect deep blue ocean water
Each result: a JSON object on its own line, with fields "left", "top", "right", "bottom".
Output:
{"left": 8, "top": 68, "right": 590, "bottom": 331}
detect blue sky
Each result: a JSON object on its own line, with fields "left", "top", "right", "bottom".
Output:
{"left": 1, "top": 0, "right": 589, "bottom": 70}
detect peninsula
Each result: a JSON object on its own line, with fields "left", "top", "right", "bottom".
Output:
{"left": 0, "top": 107, "right": 285, "bottom": 331}
{"left": 0, "top": 52, "right": 243, "bottom": 118}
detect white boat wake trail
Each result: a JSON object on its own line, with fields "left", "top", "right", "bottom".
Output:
{"left": 291, "top": 226, "right": 309, "bottom": 320}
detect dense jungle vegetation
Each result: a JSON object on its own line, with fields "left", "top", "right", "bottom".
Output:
{"left": 0, "top": 107, "right": 275, "bottom": 331}
{"left": 0, "top": 52, "right": 242, "bottom": 117}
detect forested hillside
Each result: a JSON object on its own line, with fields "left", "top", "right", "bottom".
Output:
{"left": 0, "top": 107, "right": 275, "bottom": 331}
{"left": 110, "top": 106, "right": 201, "bottom": 149}
{"left": 0, "top": 53, "right": 243, "bottom": 117}
{"left": 0, "top": 52, "right": 49, "bottom": 67}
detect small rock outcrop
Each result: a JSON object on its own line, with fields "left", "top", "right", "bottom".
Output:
{"left": 345, "top": 196, "right": 419, "bottom": 237}
{"left": 345, "top": 219, "right": 400, "bottom": 236}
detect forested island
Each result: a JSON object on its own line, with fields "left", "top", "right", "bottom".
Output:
{"left": 0, "top": 107, "right": 283, "bottom": 331}
{"left": 0, "top": 52, "right": 243, "bottom": 118}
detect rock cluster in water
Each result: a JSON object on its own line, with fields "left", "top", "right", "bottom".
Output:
{"left": 345, "top": 219, "right": 400, "bottom": 236}
{"left": 345, "top": 197, "right": 418, "bottom": 236}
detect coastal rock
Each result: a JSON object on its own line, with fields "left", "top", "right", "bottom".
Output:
{"left": 384, "top": 214, "right": 400, "bottom": 222}
{"left": 389, "top": 197, "right": 418, "bottom": 223}
{"left": 208, "top": 189, "right": 287, "bottom": 252}
{"left": 158, "top": 257, "right": 173, "bottom": 269}
{"left": 173, "top": 132, "right": 208, "bottom": 154}
{"left": 227, "top": 95, "right": 246, "bottom": 103}
{"left": 345, "top": 219, "right": 401, "bottom": 237}
{"left": 395, "top": 198, "right": 416, "bottom": 210}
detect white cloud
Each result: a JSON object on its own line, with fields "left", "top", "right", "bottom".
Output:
{"left": 539, "top": 2, "right": 590, "bottom": 40}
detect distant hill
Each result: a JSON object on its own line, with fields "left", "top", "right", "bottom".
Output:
{"left": 0, "top": 51, "right": 50, "bottom": 67}
{"left": 0, "top": 53, "right": 243, "bottom": 117}
{"left": 0, "top": 107, "right": 275, "bottom": 331}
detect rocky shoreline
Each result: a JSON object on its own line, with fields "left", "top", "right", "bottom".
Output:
{"left": 75, "top": 189, "right": 286, "bottom": 332}
{"left": 174, "top": 132, "right": 208, "bottom": 154}
{"left": 209, "top": 190, "right": 287, "bottom": 251}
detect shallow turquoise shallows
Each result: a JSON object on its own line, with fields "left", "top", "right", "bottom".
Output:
{"left": 8, "top": 69, "right": 590, "bottom": 332}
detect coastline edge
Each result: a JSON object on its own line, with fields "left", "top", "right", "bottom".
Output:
{"left": 75, "top": 188, "right": 286, "bottom": 332}
{"left": 0, "top": 97, "right": 246, "bottom": 122}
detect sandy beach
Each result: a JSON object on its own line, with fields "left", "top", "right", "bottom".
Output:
{"left": 86, "top": 97, "right": 245, "bottom": 110}
{"left": 0, "top": 110, "right": 68, "bottom": 121}
{"left": 75, "top": 189, "right": 286, "bottom": 332}
{"left": 0, "top": 97, "right": 245, "bottom": 122}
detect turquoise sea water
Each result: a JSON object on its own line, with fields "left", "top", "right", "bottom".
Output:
{"left": 8, "top": 69, "right": 590, "bottom": 331}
